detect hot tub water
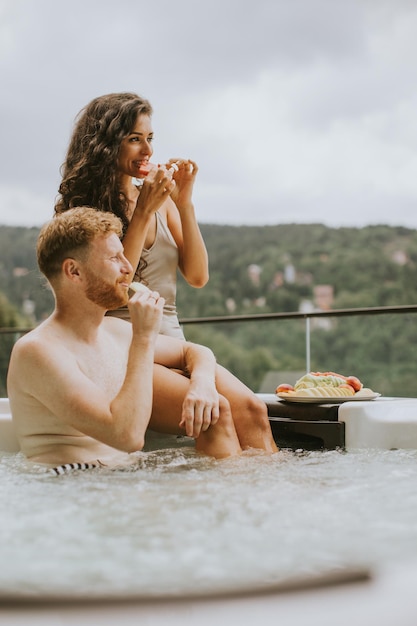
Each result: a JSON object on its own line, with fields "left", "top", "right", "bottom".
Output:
{"left": 1, "top": 446, "right": 417, "bottom": 599}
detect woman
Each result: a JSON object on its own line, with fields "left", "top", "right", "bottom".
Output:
{"left": 55, "top": 92, "right": 209, "bottom": 338}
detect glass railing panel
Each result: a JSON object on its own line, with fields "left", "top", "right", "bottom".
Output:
{"left": 183, "top": 318, "right": 308, "bottom": 394}
{"left": 1, "top": 306, "right": 417, "bottom": 398}
{"left": 308, "top": 312, "right": 417, "bottom": 397}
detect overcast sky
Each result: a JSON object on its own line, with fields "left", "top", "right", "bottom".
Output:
{"left": 1, "top": 0, "right": 417, "bottom": 229}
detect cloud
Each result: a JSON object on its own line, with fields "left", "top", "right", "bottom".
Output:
{"left": 0, "top": 184, "right": 54, "bottom": 227}
{"left": 1, "top": 0, "right": 417, "bottom": 228}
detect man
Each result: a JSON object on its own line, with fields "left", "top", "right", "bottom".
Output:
{"left": 7, "top": 208, "right": 278, "bottom": 468}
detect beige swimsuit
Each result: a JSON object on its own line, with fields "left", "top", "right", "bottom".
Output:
{"left": 108, "top": 212, "right": 185, "bottom": 339}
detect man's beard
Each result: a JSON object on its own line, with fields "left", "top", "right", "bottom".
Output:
{"left": 84, "top": 271, "right": 128, "bottom": 310}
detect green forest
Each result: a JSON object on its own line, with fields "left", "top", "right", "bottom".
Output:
{"left": 1, "top": 221, "right": 417, "bottom": 397}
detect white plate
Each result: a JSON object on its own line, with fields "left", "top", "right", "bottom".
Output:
{"left": 276, "top": 392, "right": 381, "bottom": 404}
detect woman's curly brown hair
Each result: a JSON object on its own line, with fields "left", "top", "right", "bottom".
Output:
{"left": 55, "top": 92, "right": 153, "bottom": 232}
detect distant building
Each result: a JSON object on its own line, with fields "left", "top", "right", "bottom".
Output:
{"left": 13, "top": 267, "right": 30, "bottom": 277}
{"left": 247, "top": 264, "right": 262, "bottom": 286}
{"left": 284, "top": 263, "right": 296, "bottom": 284}
{"left": 300, "top": 294, "right": 333, "bottom": 331}
{"left": 313, "top": 285, "right": 334, "bottom": 311}
{"left": 225, "top": 298, "right": 236, "bottom": 313}
{"left": 392, "top": 250, "right": 408, "bottom": 266}
{"left": 22, "top": 298, "right": 36, "bottom": 324}
{"left": 270, "top": 271, "right": 284, "bottom": 289}
{"left": 299, "top": 299, "right": 315, "bottom": 313}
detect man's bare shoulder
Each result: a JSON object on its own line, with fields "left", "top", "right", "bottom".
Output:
{"left": 9, "top": 320, "right": 74, "bottom": 379}
{"left": 11, "top": 321, "right": 55, "bottom": 357}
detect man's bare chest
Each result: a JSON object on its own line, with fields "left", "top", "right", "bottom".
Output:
{"left": 76, "top": 340, "right": 127, "bottom": 395}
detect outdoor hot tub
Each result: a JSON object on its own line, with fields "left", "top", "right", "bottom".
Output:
{"left": 1, "top": 394, "right": 417, "bottom": 625}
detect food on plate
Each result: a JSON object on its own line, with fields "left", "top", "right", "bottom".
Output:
{"left": 275, "top": 383, "right": 295, "bottom": 394}
{"left": 295, "top": 372, "right": 362, "bottom": 391}
{"left": 275, "top": 371, "right": 369, "bottom": 399}
{"left": 129, "top": 281, "right": 151, "bottom": 295}
{"left": 287, "top": 386, "right": 355, "bottom": 398}
{"left": 344, "top": 376, "right": 362, "bottom": 392}
{"left": 354, "top": 388, "right": 375, "bottom": 397}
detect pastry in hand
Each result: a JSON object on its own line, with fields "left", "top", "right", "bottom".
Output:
{"left": 129, "top": 281, "right": 151, "bottom": 295}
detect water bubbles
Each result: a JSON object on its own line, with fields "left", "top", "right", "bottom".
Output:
{"left": 1, "top": 447, "right": 417, "bottom": 597}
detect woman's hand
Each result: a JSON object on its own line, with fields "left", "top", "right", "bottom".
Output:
{"left": 134, "top": 166, "right": 176, "bottom": 217}
{"left": 179, "top": 380, "right": 220, "bottom": 438}
{"left": 166, "top": 159, "right": 198, "bottom": 212}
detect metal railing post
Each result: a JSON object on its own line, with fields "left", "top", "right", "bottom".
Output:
{"left": 305, "top": 317, "right": 311, "bottom": 373}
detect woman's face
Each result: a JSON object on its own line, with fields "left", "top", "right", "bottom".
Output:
{"left": 117, "top": 113, "right": 154, "bottom": 178}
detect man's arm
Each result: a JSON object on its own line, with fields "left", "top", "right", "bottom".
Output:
{"left": 8, "top": 297, "right": 162, "bottom": 453}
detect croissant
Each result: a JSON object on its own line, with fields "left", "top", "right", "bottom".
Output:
{"left": 289, "top": 386, "right": 355, "bottom": 398}
{"left": 294, "top": 373, "right": 346, "bottom": 389}
{"left": 129, "top": 281, "right": 151, "bottom": 295}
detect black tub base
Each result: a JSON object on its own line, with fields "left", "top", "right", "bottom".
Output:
{"left": 261, "top": 395, "right": 345, "bottom": 451}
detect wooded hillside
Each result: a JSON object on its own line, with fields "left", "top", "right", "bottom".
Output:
{"left": 1, "top": 222, "right": 417, "bottom": 396}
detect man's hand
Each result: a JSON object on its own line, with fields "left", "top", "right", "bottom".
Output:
{"left": 179, "top": 379, "right": 220, "bottom": 438}
{"left": 127, "top": 289, "right": 164, "bottom": 340}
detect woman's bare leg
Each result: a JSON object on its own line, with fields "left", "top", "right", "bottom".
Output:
{"left": 149, "top": 364, "right": 242, "bottom": 459}
{"left": 215, "top": 364, "right": 278, "bottom": 453}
